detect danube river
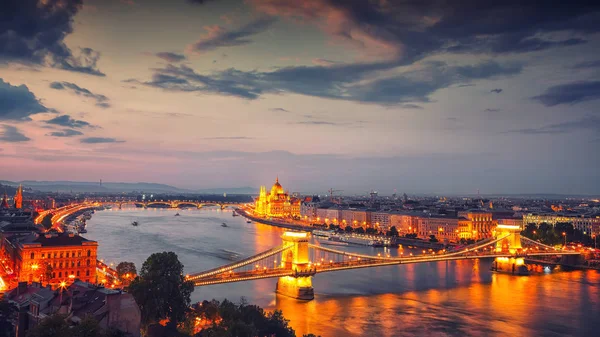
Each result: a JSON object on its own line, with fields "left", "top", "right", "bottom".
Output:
{"left": 85, "top": 207, "right": 600, "bottom": 337}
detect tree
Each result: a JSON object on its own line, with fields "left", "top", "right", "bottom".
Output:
{"left": 41, "top": 213, "right": 53, "bottom": 230}
{"left": 43, "top": 262, "right": 53, "bottom": 284}
{"left": 429, "top": 235, "right": 438, "bottom": 243}
{"left": 0, "top": 298, "right": 17, "bottom": 337}
{"left": 71, "top": 316, "right": 104, "bottom": 337}
{"left": 344, "top": 226, "right": 353, "bottom": 232}
{"left": 116, "top": 261, "right": 137, "bottom": 285}
{"left": 129, "top": 251, "right": 194, "bottom": 326}
{"left": 365, "top": 228, "right": 377, "bottom": 234}
{"left": 355, "top": 227, "right": 365, "bottom": 234}
{"left": 386, "top": 226, "right": 399, "bottom": 237}
{"left": 26, "top": 315, "right": 71, "bottom": 337}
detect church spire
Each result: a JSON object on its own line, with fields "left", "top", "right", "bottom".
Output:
{"left": 14, "top": 184, "right": 23, "bottom": 209}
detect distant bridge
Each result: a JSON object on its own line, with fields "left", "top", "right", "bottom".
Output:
{"left": 96, "top": 200, "right": 245, "bottom": 210}
{"left": 186, "top": 225, "right": 582, "bottom": 300}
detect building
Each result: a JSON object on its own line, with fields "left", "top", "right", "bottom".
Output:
{"left": 458, "top": 210, "right": 496, "bottom": 240}
{"left": 300, "top": 199, "right": 319, "bottom": 221}
{"left": 523, "top": 213, "right": 600, "bottom": 236}
{"left": 316, "top": 207, "right": 340, "bottom": 225}
{"left": 1, "top": 192, "right": 9, "bottom": 209}
{"left": 4, "top": 233, "right": 98, "bottom": 287}
{"left": 371, "top": 212, "right": 391, "bottom": 231}
{"left": 389, "top": 213, "right": 420, "bottom": 234}
{"left": 7, "top": 280, "right": 141, "bottom": 337}
{"left": 418, "top": 215, "right": 470, "bottom": 243}
{"left": 254, "top": 178, "right": 300, "bottom": 218}
{"left": 14, "top": 185, "right": 23, "bottom": 209}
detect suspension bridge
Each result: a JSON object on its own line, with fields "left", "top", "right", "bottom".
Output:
{"left": 186, "top": 225, "right": 582, "bottom": 300}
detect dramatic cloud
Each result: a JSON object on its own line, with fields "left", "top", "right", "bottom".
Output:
{"left": 0, "top": 79, "right": 49, "bottom": 121}
{"left": 187, "top": 17, "right": 276, "bottom": 53}
{"left": 506, "top": 116, "right": 600, "bottom": 134}
{"left": 572, "top": 60, "right": 600, "bottom": 69}
{"left": 133, "top": 60, "right": 521, "bottom": 104}
{"left": 0, "top": 1, "right": 105, "bottom": 76}
{"left": 490, "top": 88, "right": 503, "bottom": 94}
{"left": 249, "top": 0, "right": 600, "bottom": 61}
{"left": 532, "top": 81, "right": 600, "bottom": 106}
{"left": 0, "top": 125, "right": 30, "bottom": 142}
{"left": 45, "top": 115, "right": 92, "bottom": 128}
{"left": 155, "top": 52, "right": 186, "bottom": 63}
{"left": 49, "top": 81, "right": 110, "bottom": 108}
{"left": 48, "top": 129, "right": 84, "bottom": 137}
{"left": 80, "top": 137, "right": 124, "bottom": 144}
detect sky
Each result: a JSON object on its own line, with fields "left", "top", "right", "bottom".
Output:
{"left": 1, "top": 0, "right": 600, "bottom": 195}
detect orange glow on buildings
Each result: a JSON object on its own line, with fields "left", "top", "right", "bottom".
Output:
{"left": 254, "top": 177, "right": 301, "bottom": 218}
{"left": 3, "top": 233, "right": 98, "bottom": 288}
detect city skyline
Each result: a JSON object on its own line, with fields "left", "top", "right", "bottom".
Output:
{"left": 1, "top": 0, "right": 600, "bottom": 195}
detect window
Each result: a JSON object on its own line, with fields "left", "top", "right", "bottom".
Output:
{"left": 87, "top": 250, "right": 91, "bottom": 257}
{"left": 30, "top": 252, "right": 34, "bottom": 259}
{"left": 86, "top": 270, "right": 90, "bottom": 276}
{"left": 53, "top": 252, "right": 57, "bottom": 258}
{"left": 41, "top": 253, "right": 45, "bottom": 259}
{"left": 77, "top": 261, "right": 80, "bottom": 267}
{"left": 52, "top": 272, "right": 55, "bottom": 278}
{"left": 58, "top": 272, "right": 62, "bottom": 277}
{"left": 78, "top": 251, "right": 81, "bottom": 257}
{"left": 71, "top": 261, "right": 75, "bottom": 267}
{"left": 87, "top": 260, "right": 90, "bottom": 266}
{"left": 76, "top": 271, "right": 80, "bottom": 276}
{"left": 66, "top": 252, "right": 69, "bottom": 258}
{"left": 60, "top": 252, "right": 63, "bottom": 258}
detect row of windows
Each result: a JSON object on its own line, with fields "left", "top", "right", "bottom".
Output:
{"left": 29, "top": 250, "right": 93, "bottom": 260}
{"left": 48, "top": 259, "right": 91, "bottom": 269}
{"left": 51, "top": 269, "right": 91, "bottom": 278}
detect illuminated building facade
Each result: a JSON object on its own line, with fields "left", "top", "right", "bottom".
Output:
{"left": 14, "top": 184, "right": 23, "bottom": 209}
{"left": 6, "top": 233, "right": 98, "bottom": 287}
{"left": 254, "top": 178, "right": 300, "bottom": 218}
{"left": 458, "top": 210, "right": 496, "bottom": 240}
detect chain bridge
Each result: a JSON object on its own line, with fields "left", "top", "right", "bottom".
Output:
{"left": 186, "top": 225, "right": 582, "bottom": 300}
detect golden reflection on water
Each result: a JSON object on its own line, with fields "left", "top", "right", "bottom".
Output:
{"left": 272, "top": 269, "right": 600, "bottom": 337}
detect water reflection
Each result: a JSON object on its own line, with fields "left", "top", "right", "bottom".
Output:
{"left": 86, "top": 208, "right": 600, "bottom": 337}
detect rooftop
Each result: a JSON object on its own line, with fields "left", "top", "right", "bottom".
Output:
{"left": 13, "top": 232, "right": 97, "bottom": 248}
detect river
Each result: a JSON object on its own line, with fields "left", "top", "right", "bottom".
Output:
{"left": 85, "top": 207, "right": 600, "bottom": 337}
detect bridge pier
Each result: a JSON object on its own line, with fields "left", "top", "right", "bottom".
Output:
{"left": 275, "top": 232, "right": 314, "bottom": 300}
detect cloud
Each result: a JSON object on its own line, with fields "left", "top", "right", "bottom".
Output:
{"left": 49, "top": 81, "right": 110, "bottom": 108}
{"left": 203, "top": 136, "right": 254, "bottom": 140}
{"left": 572, "top": 60, "right": 600, "bottom": 69}
{"left": 490, "top": 88, "right": 503, "bottom": 94}
{"left": 269, "top": 108, "right": 289, "bottom": 112}
{"left": 293, "top": 121, "right": 345, "bottom": 126}
{"left": 0, "top": 78, "right": 49, "bottom": 121}
{"left": 187, "top": 17, "right": 276, "bottom": 53}
{"left": 155, "top": 52, "right": 186, "bottom": 63}
{"left": 532, "top": 81, "right": 600, "bottom": 106}
{"left": 45, "top": 115, "right": 93, "bottom": 128}
{"left": 80, "top": 137, "right": 124, "bottom": 144}
{"left": 249, "top": 0, "right": 600, "bottom": 61}
{"left": 187, "top": 0, "right": 215, "bottom": 4}
{"left": 0, "top": 125, "right": 30, "bottom": 142}
{"left": 133, "top": 60, "right": 521, "bottom": 104}
{"left": 312, "top": 58, "right": 342, "bottom": 66}
{"left": 0, "top": 1, "right": 105, "bottom": 76}
{"left": 400, "top": 104, "right": 423, "bottom": 109}
{"left": 506, "top": 116, "right": 600, "bottom": 134}
{"left": 47, "top": 129, "right": 84, "bottom": 137}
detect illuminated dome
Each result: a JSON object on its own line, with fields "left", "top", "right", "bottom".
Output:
{"left": 271, "top": 177, "right": 284, "bottom": 194}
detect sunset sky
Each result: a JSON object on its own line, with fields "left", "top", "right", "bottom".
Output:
{"left": 1, "top": 0, "right": 599, "bottom": 195}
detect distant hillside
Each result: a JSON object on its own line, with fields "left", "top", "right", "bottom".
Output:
{"left": 0, "top": 180, "right": 188, "bottom": 193}
{"left": 0, "top": 180, "right": 257, "bottom": 194}
{"left": 195, "top": 187, "right": 256, "bottom": 195}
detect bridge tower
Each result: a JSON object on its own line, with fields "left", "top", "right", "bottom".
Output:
{"left": 276, "top": 232, "right": 315, "bottom": 300}
{"left": 494, "top": 224, "right": 522, "bottom": 254}
{"left": 493, "top": 224, "right": 527, "bottom": 275}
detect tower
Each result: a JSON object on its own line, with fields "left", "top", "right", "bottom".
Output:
{"left": 0, "top": 192, "right": 8, "bottom": 209}
{"left": 14, "top": 184, "right": 23, "bottom": 209}
{"left": 276, "top": 232, "right": 314, "bottom": 300}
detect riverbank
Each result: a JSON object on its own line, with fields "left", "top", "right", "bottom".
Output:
{"left": 235, "top": 208, "right": 313, "bottom": 232}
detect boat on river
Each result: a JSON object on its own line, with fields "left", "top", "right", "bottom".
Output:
{"left": 318, "top": 239, "right": 348, "bottom": 247}
{"left": 174, "top": 213, "right": 180, "bottom": 216}
{"left": 221, "top": 223, "right": 228, "bottom": 227}
{"left": 131, "top": 221, "right": 139, "bottom": 227}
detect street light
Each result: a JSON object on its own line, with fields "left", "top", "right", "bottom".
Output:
{"left": 593, "top": 234, "right": 597, "bottom": 250}
{"left": 562, "top": 232, "right": 567, "bottom": 247}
